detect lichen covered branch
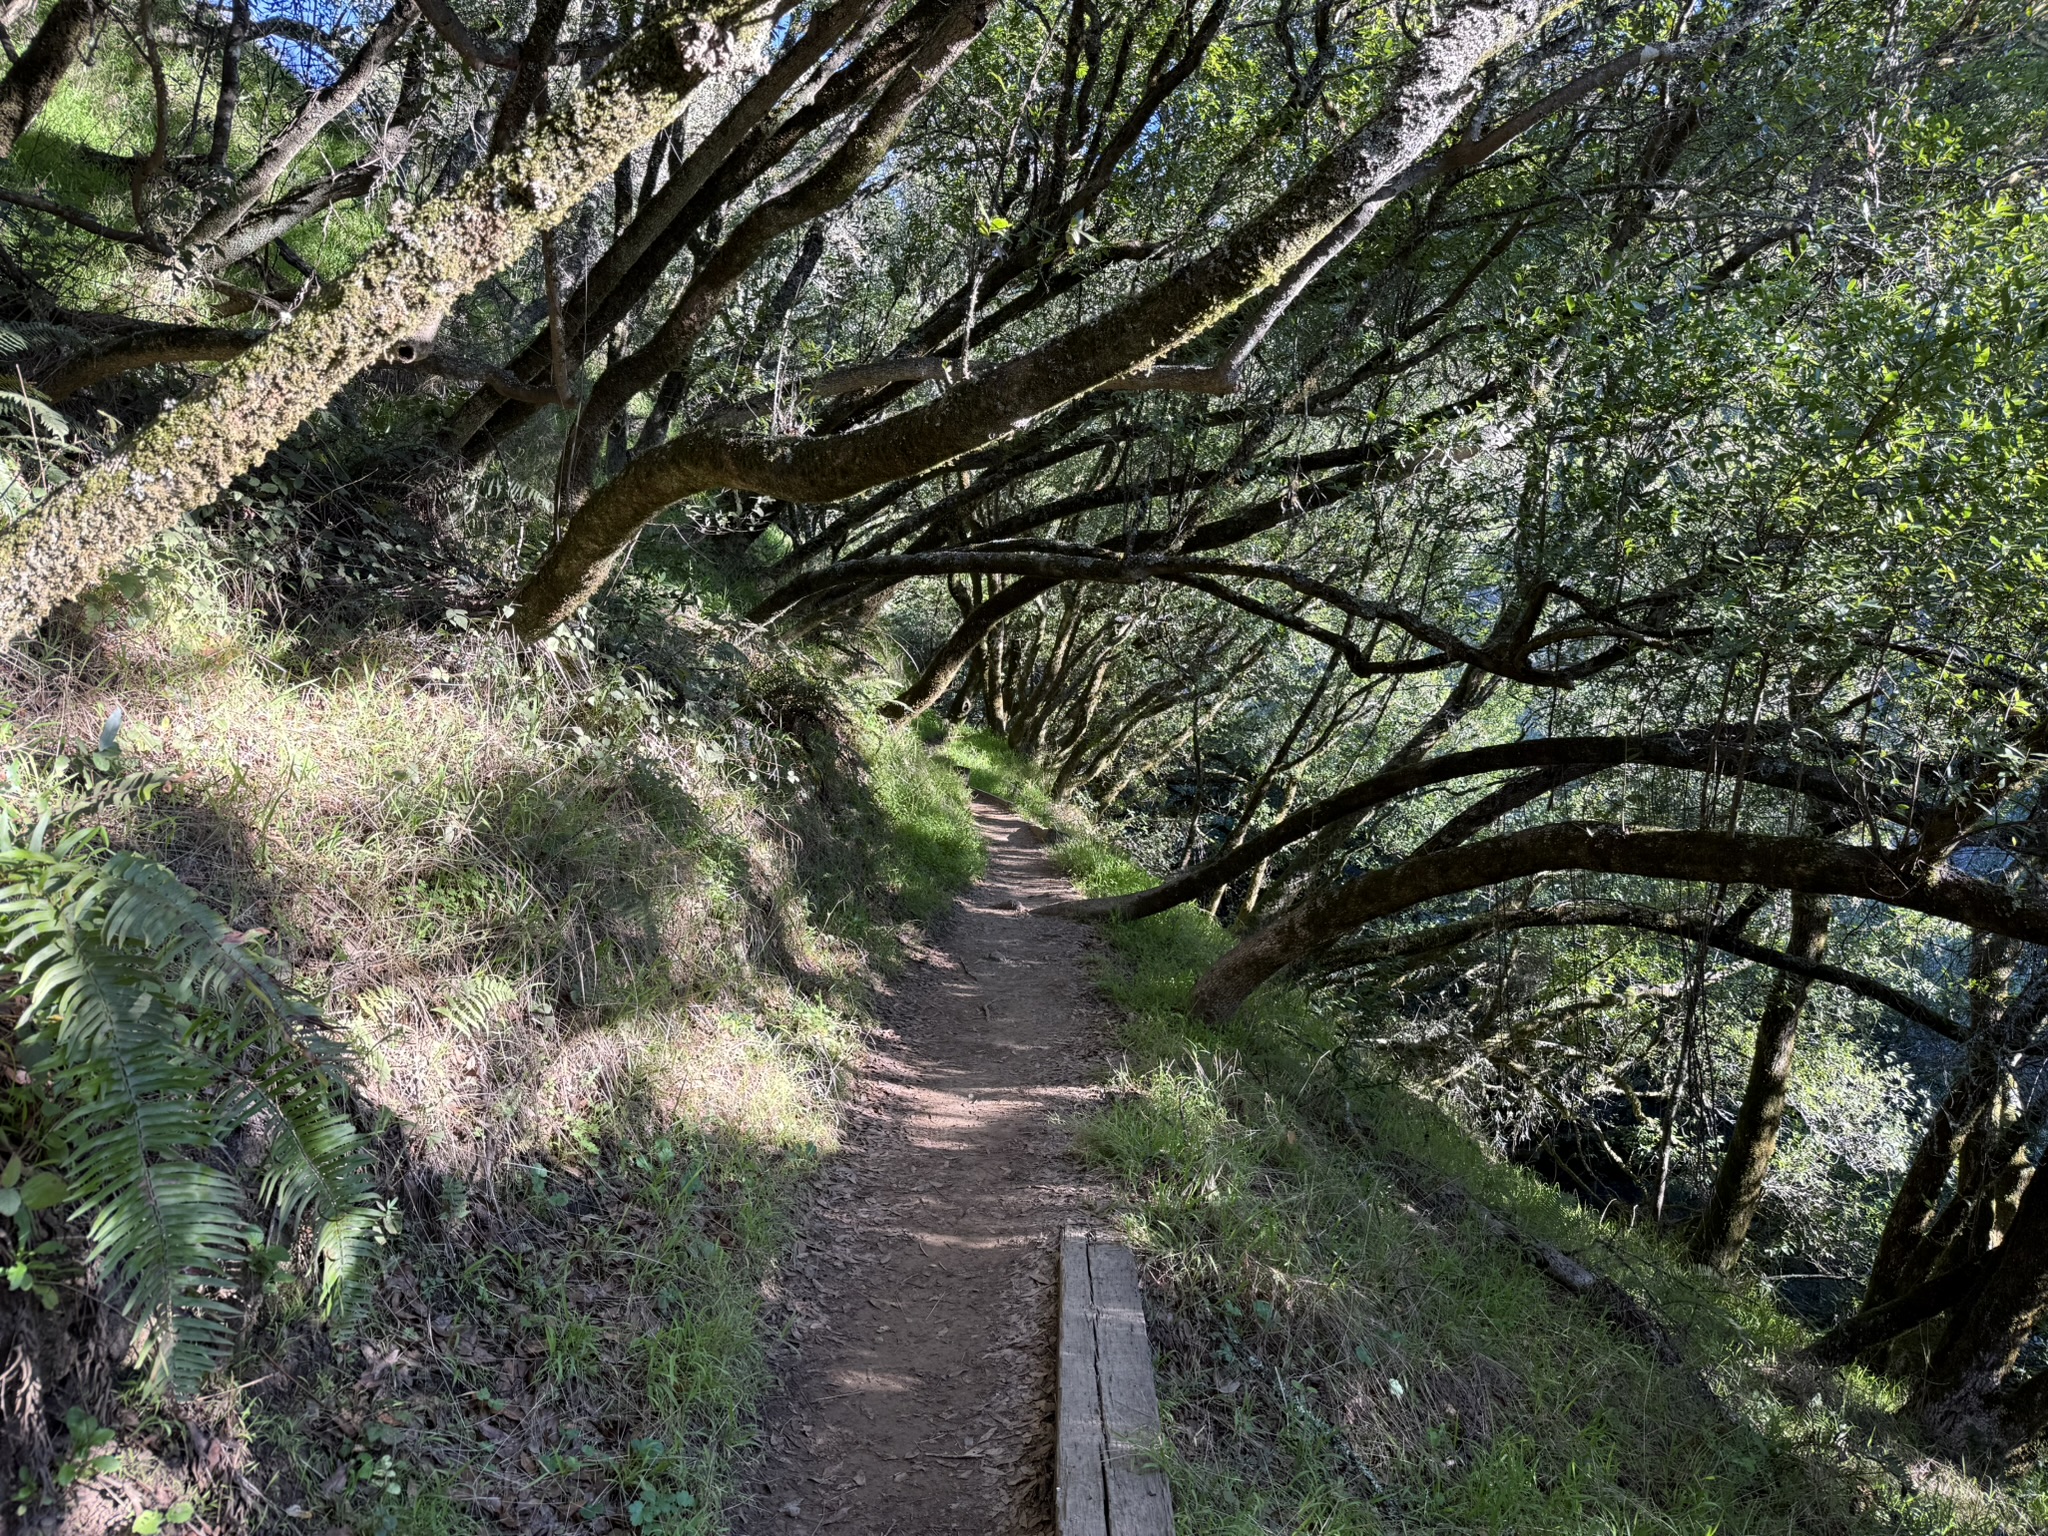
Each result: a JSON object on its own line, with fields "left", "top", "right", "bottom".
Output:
{"left": 0, "top": 12, "right": 753, "bottom": 646}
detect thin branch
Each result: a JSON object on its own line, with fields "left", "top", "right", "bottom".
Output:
{"left": 0, "top": 186, "right": 169, "bottom": 251}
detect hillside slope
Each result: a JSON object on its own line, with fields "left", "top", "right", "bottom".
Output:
{"left": 946, "top": 735, "right": 2048, "bottom": 1536}
{"left": 8, "top": 559, "right": 2048, "bottom": 1536}
{"left": 2, "top": 542, "right": 986, "bottom": 1533}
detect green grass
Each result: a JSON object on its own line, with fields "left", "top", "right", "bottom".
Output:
{"left": 935, "top": 731, "right": 2048, "bottom": 1536}
{"left": 866, "top": 717, "right": 985, "bottom": 916}
{"left": 6, "top": 31, "right": 395, "bottom": 314}
{"left": 5, "top": 542, "right": 988, "bottom": 1531}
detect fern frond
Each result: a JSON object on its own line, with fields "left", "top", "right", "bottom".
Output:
{"left": 438, "top": 971, "right": 519, "bottom": 1037}
{"left": 230, "top": 1042, "right": 374, "bottom": 1322}
{"left": 0, "top": 387, "right": 70, "bottom": 443}
{"left": 35, "top": 928, "right": 246, "bottom": 1391}
{"left": 2, "top": 808, "right": 377, "bottom": 1394}
{"left": 313, "top": 1203, "right": 384, "bottom": 1319}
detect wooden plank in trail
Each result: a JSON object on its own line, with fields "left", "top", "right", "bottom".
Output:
{"left": 1056, "top": 1231, "right": 1173, "bottom": 1536}
{"left": 1057, "top": 1232, "right": 1109, "bottom": 1536}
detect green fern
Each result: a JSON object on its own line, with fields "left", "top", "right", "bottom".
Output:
{"left": 437, "top": 971, "right": 519, "bottom": 1037}
{"left": 0, "top": 387, "right": 71, "bottom": 440}
{"left": 0, "top": 793, "right": 376, "bottom": 1394}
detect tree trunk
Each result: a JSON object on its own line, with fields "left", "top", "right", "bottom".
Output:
{"left": 1232, "top": 777, "right": 1298, "bottom": 927}
{"left": 1690, "top": 891, "right": 1830, "bottom": 1270}
{"left": 508, "top": 0, "right": 1581, "bottom": 635}
{"left": 0, "top": 0, "right": 98, "bottom": 157}
{"left": 206, "top": 0, "right": 250, "bottom": 168}
{"left": 1861, "top": 957, "right": 2044, "bottom": 1309}
{"left": 1812, "top": 1253, "right": 1996, "bottom": 1365}
{"left": 882, "top": 578, "right": 1054, "bottom": 718}
{"left": 1919, "top": 1162, "right": 2048, "bottom": 1455}
{"left": 1863, "top": 1075, "right": 1990, "bottom": 1312}
{"left": 1185, "top": 823, "right": 2048, "bottom": 1023}
{"left": 0, "top": 14, "right": 744, "bottom": 645}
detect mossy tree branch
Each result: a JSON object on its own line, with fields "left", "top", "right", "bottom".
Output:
{"left": 0, "top": 0, "right": 99, "bottom": 157}
{"left": 558, "top": 0, "right": 992, "bottom": 488}
{"left": 444, "top": 0, "right": 928, "bottom": 455}
{"left": 0, "top": 10, "right": 756, "bottom": 646}
{"left": 507, "top": 0, "right": 1587, "bottom": 635}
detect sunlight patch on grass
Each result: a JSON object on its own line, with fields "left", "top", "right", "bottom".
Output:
{"left": 968, "top": 745, "right": 2048, "bottom": 1536}
{"left": 7, "top": 542, "right": 984, "bottom": 1530}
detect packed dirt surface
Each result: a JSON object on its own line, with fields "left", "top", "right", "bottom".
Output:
{"left": 734, "top": 793, "right": 1118, "bottom": 1535}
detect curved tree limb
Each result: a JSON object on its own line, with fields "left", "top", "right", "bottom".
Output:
{"left": 1040, "top": 728, "right": 1892, "bottom": 923}
{"left": 801, "top": 401, "right": 1498, "bottom": 679}
{"left": 508, "top": 0, "right": 1591, "bottom": 634}
{"left": 750, "top": 546, "right": 1639, "bottom": 690}
{"left": 881, "top": 575, "right": 1055, "bottom": 718}
{"left": 0, "top": 12, "right": 755, "bottom": 645}
{"left": 1813, "top": 1253, "right": 1995, "bottom": 1364}
{"left": 1314, "top": 898, "right": 1962, "bottom": 1040}
{"left": 1189, "top": 823, "right": 2048, "bottom": 1021}
{"left": 41, "top": 326, "right": 264, "bottom": 401}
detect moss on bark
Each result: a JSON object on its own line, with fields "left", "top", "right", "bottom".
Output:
{"left": 508, "top": 0, "right": 1562, "bottom": 635}
{"left": 0, "top": 9, "right": 756, "bottom": 646}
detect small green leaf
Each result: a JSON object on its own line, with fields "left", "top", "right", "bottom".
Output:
{"left": 133, "top": 1510, "right": 165, "bottom": 1534}
{"left": 0, "top": 1154, "right": 20, "bottom": 1188}
{"left": 165, "top": 1500, "right": 195, "bottom": 1524}
{"left": 20, "top": 1171, "right": 66, "bottom": 1210}
{"left": 0, "top": 1189, "right": 19, "bottom": 1218}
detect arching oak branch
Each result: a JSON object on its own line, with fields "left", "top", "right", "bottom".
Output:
{"left": 509, "top": 0, "right": 1597, "bottom": 633}
{"left": 1039, "top": 728, "right": 1894, "bottom": 923}
{"left": 1189, "top": 824, "right": 2048, "bottom": 1021}
{"left": 0, "top": 12, "right": 753, "bottom": 644}
{"left": 1315, "top": 898, "right": 1962, "bottom": 1040}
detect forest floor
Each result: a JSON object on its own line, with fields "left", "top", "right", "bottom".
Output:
{"left": 732, "top": 792, "right": 1118, "bottom": 1536}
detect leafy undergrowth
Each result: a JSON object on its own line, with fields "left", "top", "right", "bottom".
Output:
{"left": 2, "top": 542, "right": 982, "bottom": 1534}
{"left": 953, "top": 731, "right": 2048, "bottom": 1536}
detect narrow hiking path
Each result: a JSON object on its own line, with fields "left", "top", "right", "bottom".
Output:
{"left": 735, "top": 793, "right": 1120, "bottom": 1535}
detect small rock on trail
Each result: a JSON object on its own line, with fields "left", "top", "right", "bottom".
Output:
{"left": 735, "top": 793, "right": 1119, "bottom": 1535}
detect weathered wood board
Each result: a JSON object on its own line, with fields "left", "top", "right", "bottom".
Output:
{"left": 1056, "top": 1231, "right": 1173, "bottom": 1536}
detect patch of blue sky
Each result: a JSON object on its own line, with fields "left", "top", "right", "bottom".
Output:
{"left": 243, "top": 0, "right": 373, "bottom": 87}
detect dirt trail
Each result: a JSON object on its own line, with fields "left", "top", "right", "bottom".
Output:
{"left": 734, "top": 792, "right": 1117, "bottom": 1535}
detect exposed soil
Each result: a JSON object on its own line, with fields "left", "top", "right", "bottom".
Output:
{"left": 734, "top": 793, "right": 1118, "bottom": 1536}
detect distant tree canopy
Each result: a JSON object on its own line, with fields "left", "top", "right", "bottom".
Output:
{"left": 1, "top": 0, "right": 2047, "bottom": 1461}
